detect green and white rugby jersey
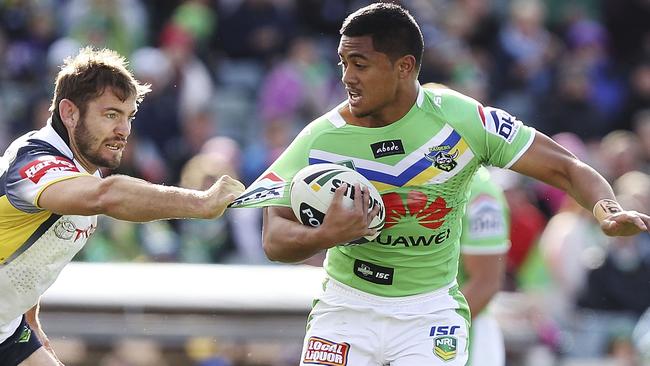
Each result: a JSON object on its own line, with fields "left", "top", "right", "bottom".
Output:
{"left": 232, "top": 85, "right": 534, "bottom": 297}
{"left": 456, "top": 167, "right": 511, "bottom": 288}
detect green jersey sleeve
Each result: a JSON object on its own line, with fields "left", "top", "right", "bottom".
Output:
{"left": 229, "top": 122, "right": 322, "bottom": 208}
{"left": 460, "top": 167, "right": 510, "bottom": 254}
{"left": 433, "top": 88, "right": 536, "bottom": 168}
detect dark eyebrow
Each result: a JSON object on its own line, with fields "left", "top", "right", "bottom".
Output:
{"left": 104, "top": 107, "right": 137, "bottom": 117}
{"left": 338, "top": 52, "right": 369, "bottom": 61}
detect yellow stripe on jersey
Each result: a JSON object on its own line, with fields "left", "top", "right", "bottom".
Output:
{"left": 33, "top": 173, "right": 92, "bottom": 208}
{"left": 369, "top": 140, "right": 470, "bottom": 192}
{"left": 405, "top": 138, "right": 471, "bottom": 186}
{"left": 0, "top": 195, "right": 52, "bottom": 263}
{"left": 370, "top": 181, "right": 398, "bottom": 192}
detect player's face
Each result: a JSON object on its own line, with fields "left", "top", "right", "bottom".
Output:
{"left": 74, "top": 89, "right": 136, "bottom": 171}
{"left": 338, "top": 35, "right": 400, "bottom": 119}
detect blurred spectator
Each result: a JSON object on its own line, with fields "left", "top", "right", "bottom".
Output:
{"left": 492, "top": 0, "right": 560, "bottom": 123}
{"left": 0, "top": 2, "right": 57, "bottom": 83}
{"left": 216, "top": 0, "right": 297, "bottom": 63}
{"left": 539, "top": 58, "right": 607, "bottom": 141}
{"left": 130, "top": 45, "right": 179, "bottom": 182}
{"left": 617, "top": 59, "right": 650, "bottom": 131}
{"left": 171, "top": 0, "right": 217, "bottom": 48}
{"left": 178, "top": 139, "right": 267, "bottom": 264}
{"left": 601, "top": 0, "right": 650, "bottom": 68}
{"left": 565, "top": 18, "right": 625, "bottom": 121}
{"left": 62, "top": 0, "right": 148, "bottom": 56}
{"left": 258, "top": 36, "right": 340, "bottom": 126}
{"left": 160, "top": 23, "right": 215, "bottom": 124}
{"left": 633, "top": 109, "right": 650, "bottom": 173}
{"left": 570, "top": 190, "right": 650, "bottom": 363}
{"left": 597, "top": 130, "right": 644, "bottom": 181}
{"left": 538, "top": 194, "right": 608, "bottom": 331}
{"left": 241, "top": 118, "right": 293, "bottom": 185}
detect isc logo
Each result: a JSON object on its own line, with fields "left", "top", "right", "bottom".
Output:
{"left": 429, "top": 325, "right": 460, "bottom": 336}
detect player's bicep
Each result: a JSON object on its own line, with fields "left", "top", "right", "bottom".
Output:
{"left": 509, "top": 131, "right": 579, "bottom": 190}
{"left": 38, "top": 175, "right": 105, "bottom": 215}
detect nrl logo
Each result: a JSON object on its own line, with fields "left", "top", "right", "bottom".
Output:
{"left": 433, "top": 336, "right": 457, "bottom": 361}
{"left": 424, "top": 147, "right": 459, "bottom": 172}
{"left": 357, "top": 263, "right": 373, "bottom": 277}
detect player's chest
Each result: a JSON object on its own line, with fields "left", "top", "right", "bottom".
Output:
{"left": 309, "top": 125, "right": 478, "bottom": 190}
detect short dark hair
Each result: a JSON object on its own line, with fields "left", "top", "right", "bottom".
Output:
{"left": 49, "top": 47, "right": 151, "bottom": 141}
{"left": 340, "top": 3, "right": 424, "bottom": 72}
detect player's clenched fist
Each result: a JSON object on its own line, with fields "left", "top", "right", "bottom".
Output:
{"left": 203, "top": 175, "right": 246, "bottom": 219}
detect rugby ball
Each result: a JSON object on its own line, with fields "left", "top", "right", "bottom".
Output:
{"left": 290, "top": 163, "right": 385, "bottom": 244}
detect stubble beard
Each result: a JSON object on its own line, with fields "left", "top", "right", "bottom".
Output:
{"left": 74, "top": 118, "right": 122, "bottom": 170}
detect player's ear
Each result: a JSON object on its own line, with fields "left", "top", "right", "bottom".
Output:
{"left": 59, "top": 99, "right": 79, "bottom": 128}
{"left": 397, "top": 55, "right": 416, "bottom": 79}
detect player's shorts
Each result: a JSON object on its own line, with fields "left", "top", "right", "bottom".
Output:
{"left": 0, "top": 316, "right": 43, "bottom": 366}
{"left": 468, "top": 313, "right": 505, "bottom": 366}
{"left": 300, "top": 278, "right": 470, "bottom": 366}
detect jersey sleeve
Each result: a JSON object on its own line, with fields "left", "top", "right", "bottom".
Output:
{"left": 5, "top": 148, "right": 88, "bottom": 213}
{"left": 460, "top": 168, "right": 510, "bottom": 254}
{"left": 229, "top": 124, "right": 316, "bottom": 208}
{"left": 438, "top": 89, "right": 536, "bottom": 168}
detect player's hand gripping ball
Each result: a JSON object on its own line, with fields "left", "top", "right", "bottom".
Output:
{"left": 290, "top": 163, "right": 385, "bottom": 244}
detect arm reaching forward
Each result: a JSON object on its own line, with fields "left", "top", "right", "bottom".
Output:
{"left": 511, "top": 131, "right": 650, "bottom": 236}
{"left": 38, "top": 174, "right": 245, "bottom": 222}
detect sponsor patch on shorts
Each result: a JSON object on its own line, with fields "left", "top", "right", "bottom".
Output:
{"left": 303, "top": 336, "right": 349, "bottom": 365}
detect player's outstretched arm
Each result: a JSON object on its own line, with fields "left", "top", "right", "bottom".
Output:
{"left": 38, "top": 174, "right": 245, "bottom": 222}
{"left": 263, "top": 184, "right": 379, "bottom": 263}
{"left": 510, "top": 131, "right": 650, "bottom": 236}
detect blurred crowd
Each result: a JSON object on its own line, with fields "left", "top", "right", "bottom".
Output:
{"left": 2, "top": 0, "right": 650, "bottom": 365}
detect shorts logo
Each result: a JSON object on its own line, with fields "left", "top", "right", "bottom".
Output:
{"left": 303, "top": 336, "right": 349, "bottom": 366}
{"left": 353, "top": 259, "right": 393, "bottom": 285}
{"left": 370, "top": 139, "right": 405, "bottom": 158}
{"left": 19, "top": 156, "right": 79, "bottom": 183}
{"left": 18, "top": 327, "right": 31, "bottom": 343}
{"left": 229, "top": 172, "right": 285, "bottom": 207}
{"left": 433, "top": 336, "right": 457, "bottom": 361}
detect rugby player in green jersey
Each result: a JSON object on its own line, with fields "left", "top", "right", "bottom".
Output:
{"left": 458, "top": 167, "right": 509, "bottom": 366}
{"left": 232, "top": 3, "right": 650, "bottom": 365}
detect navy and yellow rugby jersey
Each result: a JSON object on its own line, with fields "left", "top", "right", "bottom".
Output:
{"left": 0, "top": 122, "right": 99, "bottom": 328}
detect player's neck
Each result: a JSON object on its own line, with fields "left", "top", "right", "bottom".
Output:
{"left": 69, "top": 142, "right": 98, "bottom": 174}
{"left": 341, "top": 82, "right": 419, "bottom": 128}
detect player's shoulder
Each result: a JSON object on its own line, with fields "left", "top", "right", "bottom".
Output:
{"left": 14, "top": 131, "right": 69, "bottom": 163}
{"left": 421, "top": 83, "right": 482, "bottom": 112}
{"left": 3, "top": 126, "right": 75, "bottom": 178}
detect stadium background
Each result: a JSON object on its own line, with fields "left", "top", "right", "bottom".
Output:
{"left": 1, "top": 0, "right": 650, "bottom": 365}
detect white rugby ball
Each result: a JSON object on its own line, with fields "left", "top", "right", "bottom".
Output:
{"left": 290, "top": 163, "right": 385, "bottom": 244}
